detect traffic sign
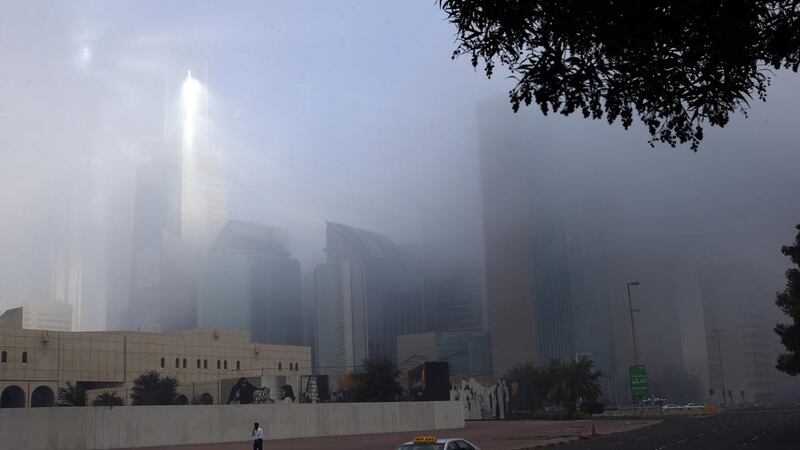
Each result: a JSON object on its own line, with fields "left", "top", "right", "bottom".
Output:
{"left": 629, "top": 365, "right": 649, "bottom": 397}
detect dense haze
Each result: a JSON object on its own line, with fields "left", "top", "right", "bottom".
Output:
{"left": 1, "top": 0, "right": 799, "bottom": 365}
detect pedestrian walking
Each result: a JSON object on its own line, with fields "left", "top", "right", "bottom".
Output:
{"left": 252, "top": 422, "right": 264, "bottom": 450}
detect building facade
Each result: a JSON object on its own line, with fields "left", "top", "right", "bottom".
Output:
{"left": 0, "top": 312, "right": 310, "bottom": 408}
{"left": 0, "top": 302, "right": 73, "bottom": 332}
{"left": 315, "top": 222, "right": 423, "bottom": 373}
{"left": 698, "top": 263, "right": 784, "bottom": 406}
{"left": 198, "top": 220, "right": 303, "bottom": 346}
{"left": 478, "top": 99, "right": 575, "bottom": 374}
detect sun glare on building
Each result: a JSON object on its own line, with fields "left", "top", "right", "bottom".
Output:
{"left": 181, "top": 70, "right": 202, "bottom": 150}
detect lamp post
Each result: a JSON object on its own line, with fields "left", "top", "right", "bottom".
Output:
{"left": 712, "top": 327, "right": 726, "bottom": 408}
{"left": 626, "top": 281, "right": 641, "bottom": 366}
{"left": 626, "top": 281, "right": 643, "bottom": 418}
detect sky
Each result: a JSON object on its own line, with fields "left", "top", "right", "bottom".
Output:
{"left": 0, "top": 0, "right": 799, "bottom": 336}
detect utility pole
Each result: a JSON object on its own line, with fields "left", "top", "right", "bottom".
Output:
{"left": 712, "top": 327, "right": 726, "bottom": 408}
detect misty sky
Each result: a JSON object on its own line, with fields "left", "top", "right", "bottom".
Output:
{"left": 1, "top": 0, "right": 799, "bottom": 330}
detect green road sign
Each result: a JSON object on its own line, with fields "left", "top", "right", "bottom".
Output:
{"left": 629, "top": 365, "right": 649, "bottom": 397}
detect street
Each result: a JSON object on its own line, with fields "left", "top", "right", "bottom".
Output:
{"left": 561, "top": 410, "right": 799, "bottom": 450}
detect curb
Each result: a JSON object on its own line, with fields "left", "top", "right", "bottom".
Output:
{"left": 511, "top": 420, "right": 661, "bottom": 450}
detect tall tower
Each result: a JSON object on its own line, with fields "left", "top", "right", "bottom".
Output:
{"left": 179, "top": 70, "right": 228, "bottom": 251}
{"left": 125, "top": 69, "right": 227, "bottom": 332}
{"left": 478, "top": 98, "right": 575, "bottom": 375}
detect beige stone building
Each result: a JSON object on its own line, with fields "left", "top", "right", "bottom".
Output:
{"left": 0, "top": 307, "right": 310, "bottom": 408}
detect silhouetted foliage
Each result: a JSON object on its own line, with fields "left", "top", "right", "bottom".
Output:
{"left": 92, "top": 391, "right": 124, "bottom": 407}
{"left": 130, "top": 370, "right": 178, "bottom": 405}
{"left": 439, "top": 1, "right": 800, "bottom": 150}
{"left": 507, "top": 358, "right": 602, "bottom": 415}
{"left": 776, "top": 224, "right": 800, "bottom": 375}
{"left": 546, "top": 358, "right": 602, "bottom": 413}
{"left": 57, "top": 381, "right": 86, "bottom": 407}
{"left": 506, "top": 361, "right": 550, "bottom": 411}
{"left": 351, "top": 355, "right": 403, "bottom": 402}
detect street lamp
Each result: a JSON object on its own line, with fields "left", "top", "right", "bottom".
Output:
{"left": 626, "top": 281, "right": 643, "bottom": 419}
{"left": 626, "top": 281, "right": 641, "bottom": 365}
{"left": 712, "top": 327, "right": 726, "bottom": 408}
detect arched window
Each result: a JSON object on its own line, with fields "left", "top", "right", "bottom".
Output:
{"left": 216, "top": 360, "right": 220, "bottom": 370}
{"left": 223, "top": 360, "right": 228, "bottom": 370}
{"left": 1, "top": 351, "right": 6, "bottom": 363}
{"left": 182, "top": 359, "right": 187, "bottom": 368}
{"left": 161, "top": 357, "right": 165, "bottom": 368}
{"left": 21, "top": 352, "right": 27, "bottom": 364}
{"left": 278, "top": 362, "right": 282, "bottom": 371}
{"left": 31, "top": 386, "right": 55, "bottom": 407}
{"left": 203, "top": 359, "right": 208, "bottom": 369}
{"left": 196, "top": 359, "right": 201, "bottom": 369}
{"left": 236, "top": 360, "right": 240, "bottom": 370}
{"left": 175, "top": 358, "right": 180, "bottom": 369}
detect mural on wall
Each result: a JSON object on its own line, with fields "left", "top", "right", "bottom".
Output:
{"left": 450, "top": 377, "right": 529, "bottom": 420}
{"left": 222, "top": 376, "right": 300, "bottom": 405}
{"left": 300, "top": 375, "right": 330, "bottom": 403}
{"left": 224, "top": 377, "right": 274, "bottom": 404}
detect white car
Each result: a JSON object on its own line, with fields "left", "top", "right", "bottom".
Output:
{"left": 397, "top": 436, "right": 482, "bottom": 450}
{"left": 662, "top": 403, "right": 683, "bottom": 411}
{"left": 684, "top": 403, "right": 705, "bottom": 410}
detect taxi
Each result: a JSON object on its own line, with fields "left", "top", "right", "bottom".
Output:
{"left": 395, "top": 435, "right": 482, "bottom": 450}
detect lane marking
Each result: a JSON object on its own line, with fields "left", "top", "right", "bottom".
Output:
{"left": 677, "top": 438, "right": 688, "bottom": 444}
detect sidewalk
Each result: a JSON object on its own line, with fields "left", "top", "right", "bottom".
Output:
{"left": 130, "top": 419, "right": 660, "bottom": 450}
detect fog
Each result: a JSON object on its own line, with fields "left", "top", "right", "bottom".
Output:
{"left": 1, "top": 1, "right": 799, "bottom": 397}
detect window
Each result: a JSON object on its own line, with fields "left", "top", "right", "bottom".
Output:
{"left": 175, "top": 358, "right": 180, "bottom": 369}
{"left": 204, "top": 359, "right": 208, "bottom": 369}
{"left": 161, "top": 357, "right": 165, "bottom": 368}
{"left": 278, "top": 362, "right": 282, "bottom": 371}
{"left": 217, "top": 360, "right": 220, "bottom": 369}
{"left": 182, "top": 358, "right": 187, "bottom": 368}
{"left": 236, "top": 360, "right": 240, "bottom": 370}
{"left": 223, "top": 360, "right": 227, "bottom": 369}
{"left": 197, "top": 359, "right": 201, "bottom": 369}
{"left": 21, "top": 352, "right": 27, "bottom": 364}
{"left": 1, "top": 351, "right": 6, "bottom": 363}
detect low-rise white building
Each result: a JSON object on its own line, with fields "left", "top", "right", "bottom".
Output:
{"left": 0, "top": 307, "right": 310, "bottom": 408}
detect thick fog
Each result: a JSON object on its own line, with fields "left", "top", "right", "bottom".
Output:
{"left": 1, "top": 0, "right": 799, "bottom": 380}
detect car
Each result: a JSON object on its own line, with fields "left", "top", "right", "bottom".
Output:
{"left": 662, "top": 403, "right": 683, "bottom": 411}
{"left": 396, "top": 436, "right": 482, "bottom": 450}
{"left": 684, "top": 403, "right": 705, "bottom": 410}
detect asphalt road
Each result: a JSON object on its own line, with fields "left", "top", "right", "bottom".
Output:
{"left": 560, "top": 410, "right": 799, "bottom": 450}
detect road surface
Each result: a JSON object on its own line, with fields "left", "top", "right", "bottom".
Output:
{"left": 561, "top": 409, "right": 799, "bottom": 450}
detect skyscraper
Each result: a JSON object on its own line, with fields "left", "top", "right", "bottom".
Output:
{"left": 198, "top": 220, "right": 302, "bottom": 346}
{"left": 699, "top": 262, "right": 784, "bottom": 406}
{"left": 315, "top": 222, "right": 423, "bottom": 373}
{"left": 478, "top": 99, "right": 575, "bottom": 374}
{"left": 124, "top": 71, "right": 227, "bottom": 332}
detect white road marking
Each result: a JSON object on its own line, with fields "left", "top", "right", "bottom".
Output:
{"left": 677, "top": 438, "right": 688, "bottom": 444}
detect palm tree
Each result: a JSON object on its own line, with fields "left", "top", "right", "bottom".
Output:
{"left": 130, "top": 370, "right": 178, "bottom": 405}
{"left": 506, "top": 361, "right": 552, "bottom": 412}
{"left": 92, "top": 391, "right": 124, "bottom": 406}
{"left": 546, "top": 358, "right": 602, "bottom": 413}
{"left": 57, "top": 381, "right": 86, "bottom": 407}
{"left": 351, "top": 355, "right": 403, "bottom": 402}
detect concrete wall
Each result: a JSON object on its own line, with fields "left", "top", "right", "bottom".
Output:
{"left": 0, "top": 401, "right": 464, "bottom": 450}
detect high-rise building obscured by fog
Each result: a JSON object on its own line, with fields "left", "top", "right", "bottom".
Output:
{"left": 123, "top": 71, "right": 227, "bottom": 332}
{"left": 478, "top": 99, "right": 575, "bottom": 374}
{"left": 314, "top": 222, "right": 423, "bottom": 373}
{"left": 422, "top": 265, "right": 487, "bottom": 334}
{"left": 198, "top": 220, "right": 302, "bottom": 346}
{"left": 699, "top": 262, "right": 784, "bottom": 406}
